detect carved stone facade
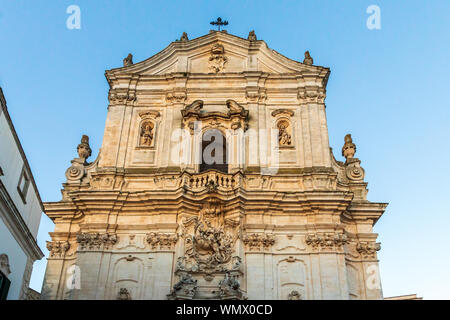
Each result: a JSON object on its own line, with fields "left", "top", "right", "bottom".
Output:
{"left": 42, "top": 30, "right": 387, "bottom": 300}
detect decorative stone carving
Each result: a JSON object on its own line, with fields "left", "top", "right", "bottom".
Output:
{"left": 123, "top": 53, "right": 133, "bottom": 67}
{"left": 356, "top": 242, "right": 381, "bottom": 259}
{"left": 243, "top": 233, "right": 275, "bottom": 251}
{"left": 181, "top": 99, "right": 249, "bottom": 134}
{"left": 288, "top": 290, "right": 302, "bottom": 300}
{"left": 178, "top": 197, "right": 239, "bottom": 273}
{"left": 303, "top": 51, "right": 313, "bottom": 65}
{"left": 0, "top": 254, "right": 11, "bottom": 276}
{"left": 108, "top": 89, "right": 136, "bottom": 105}
{"left": 167, "top": 273, "right": 198, "bottom": 300}
{"left": 305, "top": 232, "right": 349, "bottom": 250}
{"left": 146, "top": 232, "right": 178, "bottom": 250}
{"left": 179, "top": 32, "right": 189, "bottom": 42}
{"left": 117, "top": 288, "right": 131, "bottom": 300}
{"left": 208, "top": 43, "right": 228, "bottom": 73}
{"left": 247, "top": 30, "right": 257, "bottom": 41}
{"left": 342, "top": 134, "right": 356, "bottom": 162}
{"left": 271, "top": 109, "right": 294, "bottom": 118}
{"left": 76, "top": 233, "right": 118, "bottom": 250}
{"left": 341, "top": 134, "right": 365, "bottom": 182}
{"left": 46, "top": 241, "right": 70, "bottom": 258}
{"left": 166, "top": 92, "right": 187, "bottom": 104}
{"left": 297, "top": 87, "right": 326, "bottom": 104}
{"left": 218, "top": 271, "right": 244, "bottom": 300}
{"left": 65, "top": 135, "right": 92, "bottom": 183}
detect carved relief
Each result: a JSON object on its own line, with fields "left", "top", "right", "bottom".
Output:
{"left": 305, "top": 232, "right": 349, "bottom": 251}
{"left": 146, "top": 233, "right": 178, "bottom": 250}
{"left": 76, "top": 233, "right": 118, "bottom": 250}
{"left": 208, "top": 43, "right": 228, "bottom": 73}
{"left": 243, "top": 233, "right": 275, "bottom": 251}
{"left": 178, "top": 197, "right": 240, "bottom": 273}
{"left": 46, "top": 241, "right": 70, "bottom": 258}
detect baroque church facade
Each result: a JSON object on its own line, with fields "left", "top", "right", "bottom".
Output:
{"left": 41, "top": 30, "right": 387, "bottom": 300}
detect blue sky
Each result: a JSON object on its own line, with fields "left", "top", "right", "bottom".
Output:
{"left": 0, "top": 0, "right": 449, "bottom": 299}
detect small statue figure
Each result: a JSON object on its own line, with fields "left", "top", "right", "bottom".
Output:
{"left": 341, "top": 134, "right": 356, "bottom": 161}
{"left": 288, "top": 290, "right": 301, "bottom": 300}
{"left": 248, "top": 30, "right": 257, "bottom": 41}
{"left": 303, "top": 51, "right": 313, "bottom": 65}
{"left": 123, "top": 53, "right": 133, "bottom": 67}
{"left": 77, "top": 135, "right": 92, "bottom": 162}
{"left": 180, "top": 32, "right": 189, "bottom": 42}
{"left": 139, "top": 121, "right": 154, "bottom": 146}
{"left": 117, "top": 288, "right": 131, "bottom": 300}
{"left": 278, "top": 121, "right": 292, "bottom": 146}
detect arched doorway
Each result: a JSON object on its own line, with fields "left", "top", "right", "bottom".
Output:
{"left": 200, "top": 129, "right": 228, "bottom": 173}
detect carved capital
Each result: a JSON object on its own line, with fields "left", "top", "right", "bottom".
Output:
{"left": 76, "top": 233, "right": 118, "bottom": 251}
{"left": 146, "top": 232, "right": 178, "bottom": 250}
{"left": 243, "top": 233, "right": 275, "bottom": 251}
{"left": 297, "top": 87, "right": 326, "bottom": 104}
{"left": 356, "top": 241, "right": 381, "bottom": 259}
{"left": 46, "top": 241, "right": 70, "bottom": 258}
{"left": 305, "top": 232, "right": 348, "bottom": 251}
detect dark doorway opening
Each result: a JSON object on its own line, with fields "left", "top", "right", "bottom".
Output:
{"left": 200, "top": 129, "right": 228, "bottom": 173}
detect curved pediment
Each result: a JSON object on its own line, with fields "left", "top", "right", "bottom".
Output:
{"left": 105, "top": 31, "right": 328, "bottom": 81}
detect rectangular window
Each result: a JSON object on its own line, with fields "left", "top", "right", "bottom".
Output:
{"left": 17, "top": 166, "right": 30, "bottom": 204}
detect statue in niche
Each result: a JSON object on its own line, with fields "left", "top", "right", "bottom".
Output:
{"left": 139, "top": 121, "right": 154, "bottom": 146}
{"left": 288, "top": 290, "right": 301, "bottom": 300}
{"left": 123, "top": 53, "right": 133, "bottom": 67}
{"left": 277, "top": 120, "right": 292, "bottom": 146}
{"left": 117, "top": 288, "right": 131, "bottom": 300}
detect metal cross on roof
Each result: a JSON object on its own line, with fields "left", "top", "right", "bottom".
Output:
{"left": 210, "top": 17, "right": 228, "bottom": 31}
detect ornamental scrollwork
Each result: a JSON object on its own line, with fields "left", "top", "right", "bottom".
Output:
{"left": 356, "top": 242, "right": 381, "bottom": 259}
